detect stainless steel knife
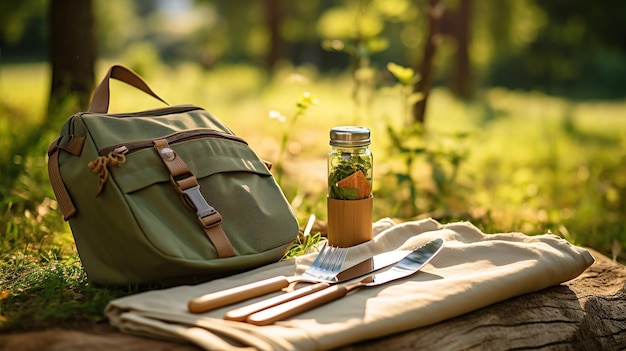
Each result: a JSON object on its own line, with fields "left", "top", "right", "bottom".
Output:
{"left": 223, "top": 249, "right": 413, "bottom": 321}
{"left": 245, "top": 238, "right": 445, "bottom": 326}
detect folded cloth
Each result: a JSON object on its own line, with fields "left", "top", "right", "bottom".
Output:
{"left": 105, "top": 218, "right": 594, "bottom": 351}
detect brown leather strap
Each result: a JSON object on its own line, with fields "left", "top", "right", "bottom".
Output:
{"left": 47, "top": 135, "right": 86, "bottom": 221}
{"left": 153, "top": 139, "right": 235, "bottom": 258}
{"left": 88, "top": 65, "right": 168, "bottom": 113}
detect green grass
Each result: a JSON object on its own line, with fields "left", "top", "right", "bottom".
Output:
{"left": 1, "top": 61, "right": 624, "bottom": 331}
{"left": 1, "top": 255, "right": 132, "bottom": 330}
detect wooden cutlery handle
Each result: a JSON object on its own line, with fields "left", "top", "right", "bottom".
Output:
{"left": 224, "top": 282, "right": 331, "bottom": 322}
{"left": 188, "top": 276, "right": 291, "bottom": 313}
{"left": 246, "top": 284, "right": 349, "bottom": 326}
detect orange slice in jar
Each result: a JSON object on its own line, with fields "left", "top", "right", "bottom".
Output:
{"left": 337, "top": 170, "right": 371, "bottom": 199}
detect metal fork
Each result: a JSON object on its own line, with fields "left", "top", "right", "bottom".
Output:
{"left": 188, "top": 241, "right": 348, "bottom": 314}
{"left": 302, "top": 242, "right": 348, "bottom": 282}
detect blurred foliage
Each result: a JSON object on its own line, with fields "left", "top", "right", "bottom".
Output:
{"left": 2, "top": 0, "right": 626, "bottom": 99}
{"left": 270, "top": 91, "right": 318, "bottom": 184}
{"left": 486, "top": 0, "right": 626, "bottom": 99}
{"left": 0, "top": 0, "right": 48, "bottom": 60}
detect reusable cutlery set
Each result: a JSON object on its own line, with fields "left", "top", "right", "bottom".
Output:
{"left": 188, "top": 238, "right": 445, "bottom": 325}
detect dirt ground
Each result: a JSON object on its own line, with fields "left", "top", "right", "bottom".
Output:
{"left": 0, "top": 323, "right": 200, "bottom": 351}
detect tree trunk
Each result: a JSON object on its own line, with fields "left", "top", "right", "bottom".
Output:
{"left": 1, "top": 0, "right": 96, "bottom": 191}
{"left": 48, "top": 0, "right": 96, "bottom": 115}
{"left": 412, "top": 0, "right": 445, "bottom": 126}
{"left": 442, "top": 0, "right": 474, "bottom": 99}
{"left": 451, "top": 0, "right": 473, "bottom": 99}
{"left": 263, "top": 0, "right": 287, "bottom": 71}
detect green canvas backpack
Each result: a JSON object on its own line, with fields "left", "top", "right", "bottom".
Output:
{"left": 47, "top": 65, "right": 299, "bottom": 286}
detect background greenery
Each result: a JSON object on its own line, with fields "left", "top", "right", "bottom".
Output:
{"left": 1, "top": 0, "right": 625, "bottom": 331}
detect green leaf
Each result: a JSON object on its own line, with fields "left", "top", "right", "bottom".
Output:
{"left": 387, "top": 62, "right": 415, "bottom": 85}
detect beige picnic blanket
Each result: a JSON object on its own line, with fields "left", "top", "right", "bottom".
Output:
{"left": 105, "top": 218, "right": 594, "bottom": 351}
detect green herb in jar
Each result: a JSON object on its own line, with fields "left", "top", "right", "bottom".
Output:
{"left": 328, "top": 154, "right": 372, "bottom": 200}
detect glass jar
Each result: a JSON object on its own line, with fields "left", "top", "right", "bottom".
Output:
{"left": 327, "top": 126, "right": 374, "bottom": 247}
{"left": 328, "top": 126, "right": 373, "bottom": 200}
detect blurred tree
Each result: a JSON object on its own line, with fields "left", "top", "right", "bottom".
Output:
{"left": 412, "top": 0, "right": 445, "bottom": 125}
{"left": 263, "top": 0, "right": 288, "bottom": 70}
{"left": 537, "top": 0, "right": 626, "bottom": 50}
{"left": 0, "top": 0, "right": 47, "bottom": 60}
{"left": 441, "top": 0, "right": 473, "bottom": 99}
{"left": 531, "top": 0, "right": 626, "bottom": 98}
{"left": 0, "top": 0, "right": 96, "bottom": 196}
{"left": 48, "top": 0, "right": 96, "bottom": 113}
{"left": 487, "top": 0, "right": 626, "bottom": 99}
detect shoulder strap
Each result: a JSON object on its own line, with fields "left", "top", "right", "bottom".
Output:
{"left": 88, "top": 65, "right": 168, "bottom": 113}
{"left": 47, "top": 135, "right": 86, "bottom": 220}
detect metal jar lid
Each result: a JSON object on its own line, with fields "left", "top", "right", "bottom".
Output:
{"left": 329, "top": 126, "right": 371, "bottom": 147}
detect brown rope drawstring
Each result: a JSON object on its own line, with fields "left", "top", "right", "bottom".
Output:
{"left": 88, "top": 146, "right": 129, "bottom": 196}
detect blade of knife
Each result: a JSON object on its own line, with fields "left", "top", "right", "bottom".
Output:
{"left": 246, "top": 238, "right": 445, "bottom": 326}
{"left": 223, "top": 249, "right": 412, "bottom": 321}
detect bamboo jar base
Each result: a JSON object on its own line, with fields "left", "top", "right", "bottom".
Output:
{"left": 327, "top": 196, "right": 373, "bottom": 247}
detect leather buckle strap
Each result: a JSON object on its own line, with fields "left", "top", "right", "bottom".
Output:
{"left": 154, "top": 139, "right": 235, "bottom": 258}
{"left": 198, "top": 210, "right": 223, "bottom": 229}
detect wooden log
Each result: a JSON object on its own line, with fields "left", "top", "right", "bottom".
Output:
{"left": 337, "top": 248, "right": 626, "bottom": 351}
